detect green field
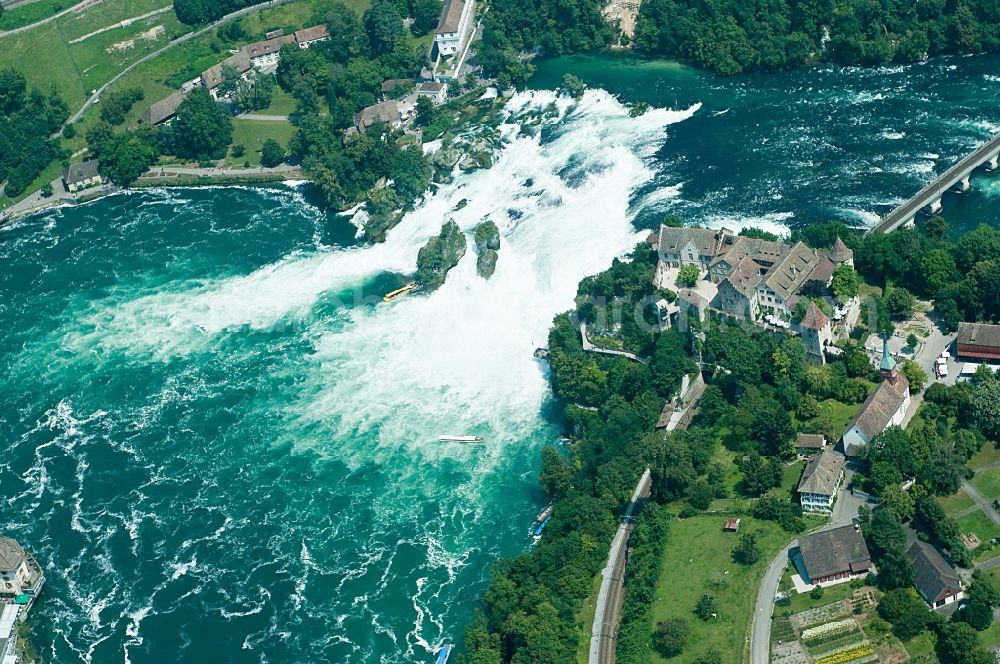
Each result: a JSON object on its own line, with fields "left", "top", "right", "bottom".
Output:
{"left": 0, "top": 0, "right": 72, "bottom": 31}
{"left": 971, "top": 467, "right": 1000, "bottom": 502}
{"left": 971, "top": 444, "right": 1000, "bottom": 471}
{"left": 957, "top": 509, "right": 1000, "bottom": 544}
{"left": 227, "top": 119, "right": 297, "bottom": 166}
{"left": 904, "top": 631, "right": 938, "bottom": 661}
{"left": 0, "top": 0, "right": 181, "bottom": 110}
{"left": 649, "top": 515, "right": 789, "bottom": 664}
{"left": 937, "top": 488, "right": 976, "bottom": 515}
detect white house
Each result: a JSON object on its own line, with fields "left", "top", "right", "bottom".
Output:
{"left": 841, "top": 339, "right": 910, "bottom": 455}
{"left": 0, "top": 537, "right": 44, "bottom": 602}
{"left": 417, "top": 81, "right": 448, "bottom": 105}
{"left": 796, "top": 449, "right": 846, "bottom": 512}
{"left": 434, "top": 0, "right": 475, "bottom": 57}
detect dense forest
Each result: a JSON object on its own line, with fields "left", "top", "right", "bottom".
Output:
{"left": 0, "top": 68, "right": 69, "bottom": 198}
{"left": 477, "top": 0, "right": 1000, "bottom": 81}
{"left": 634, "top": 0, "right": 1000, "bottom": 75}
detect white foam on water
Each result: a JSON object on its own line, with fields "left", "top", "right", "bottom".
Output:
{"left": 698, "top": 211, "right": 795, "bottom": 239}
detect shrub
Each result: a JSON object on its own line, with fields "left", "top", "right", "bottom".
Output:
{"left": 652, "top": 618, "right": 688, "bottom": 657}
{"left": 810, "top": 585, "right": 825, "bottom": 600}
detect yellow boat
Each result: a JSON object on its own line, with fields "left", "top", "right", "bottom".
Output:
{"left": 383, "top": 283, "right": 418, "bottom": 302}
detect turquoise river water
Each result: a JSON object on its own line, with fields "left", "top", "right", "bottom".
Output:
{"left": 0, "top": 55, "right": 998, "bottom": 663}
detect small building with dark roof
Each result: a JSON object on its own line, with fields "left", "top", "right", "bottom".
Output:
{"left": 796, "top": 449, "right": 845, "bottom": 512}
{"left": 417, "top": 80, "right": 448, "bottom": 105}
{"left": 793, "top": 524, "right": 873, "bottom": 585}
{"left": 353, "top": 101, "right": 401, "bottom": 133}
{"left": 796, "top": 433, "right": 826, "bottom": 456}
{"left": 63, "top": 160, "right": 102, "bottom": 193}
{"left": 956, "top": 322, "right": 1000, "bottom": 362}
{"left": 908, "top": 538, "right": 964, "bottom": 608}
{"left": 139, "top": 91, "right": 188, "bottom": 125}
{"left": 827, "top": 236, "right": 854, "bottom": 267}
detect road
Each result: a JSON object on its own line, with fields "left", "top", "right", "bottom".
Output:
{"left": 750, "top": 540, "right": 796, "bottom": 664}
{"left": 141, "top": 164, "right": 301, "bottom": 178}
{"left": 0, "top": 0, "right": 98, "bottom": 38}
{"left": 67, "top": 0, "right": 296, "bottom": 124}
{"left": 237, "top": 113, "right": 291, "bottom": 122}
{"left": 579, "top": 322, "right": 647, "bottom": 364}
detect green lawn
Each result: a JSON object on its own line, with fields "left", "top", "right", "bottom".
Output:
{"left": 784, "top": 579, "right": 861, "bottom": 614}
{"left": 769, "top": 460, "right": 806, "bottom": 499}
{"left": 956, "top": 509, "right": 1000, "bottom": 544}
{"left": 0, "top": 0, "right": 71, "bottom": 31}
{"left": 937, "top": 488, "right": 976, "bottom": 516}
{"left": 979, "top": 621, "right": 1000, "bottom": 649}
{"left": 904, "top": 631, "right": 938, "bottom": 661}
{"left": 971, "top": 467, "right": 1000, "bottom": 502}
{"left": 649, "top": 515, "right": 789, "bottom": 664}
{"left": 227, "top": 119, "right": 296, "bottom": 166}
{"left": 971, "top": 444, "right": 1000, "bottom": 471}
{"left": 799, "top": 398, "right": 864, "bottom": 441}
{"left": 0, "top": 0, "right": 180, "bottom": 111}
{"left": 258, "top": 87, "right": 300, "bottom": 115}
{"left": 983, "top": 567, "right": 1000, "bottom": 598}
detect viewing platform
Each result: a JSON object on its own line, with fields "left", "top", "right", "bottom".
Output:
{"left": 868, "top": 131, "right": 1000, "bottom": 235}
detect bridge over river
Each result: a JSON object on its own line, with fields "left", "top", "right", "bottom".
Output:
{"left": 868, "top": 131, "right": 1000, "bottom": 234}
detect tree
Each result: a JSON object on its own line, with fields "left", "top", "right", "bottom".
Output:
{"left": 877, "top": 589, "right": 930, "bottom": 640}
{"left": 688, "top": 479, "right": 713, "bottom": 510}
{"left": 414, "top": 95, "right": 438, "bottom": 128}
{"left": 561, "top": 73, "right": 587, "bottom": 99}
{"left": 740, "top": 454, "right": 782, "bottom": 496}
{"left": 880, "top": 484, "right": 915, "bottom": 522}
{"left": 690, "top": 651, "right": 722, "bottom": 664}
{"left": 538, "top": 446, "right": 573, "bottom": 498}
{"left": 865, "top": 509, "right": 914, "bottom": 590}
{"left": 906, "top": 333, "right": 918, "bottom": 349}
{"left": 170, "top": 88, "right": 233, "bottom": 159}
{"left": 900, "top": 360, "right": 927, "bottom": 392}
{"left": 971, "top": 371, "right": 1000, "bottom": 440}
{"left": 652, "top": 618, "right": 688, "bottom": 657}
{"left": 365, "top": 0, "right": 403, "bottom": 54}
{"left": 831, "top": 264, "right": 861, "bottom": 301}
{"left": 951, "top": 600, "right": 992, "bottom": 631}
{"left": 694, "top": 594, "right": 718, "bottom": 620}
{"left": 260, "top": 138, "right": 285, "bottom": 167}
{"left": 732, "top": 532, "right": 760, "bottom": 565}
{"left": 410, "top": 0, "right": 442, "bottom": 35}
{"left": 678, "top": 264, "right": 700, "bottom": 287}
{"left": 810, "top": 585, "right": 824, "bottom": 600}
{"left": 937, "top": 622, "right": 995, "bottom": 664}
{"left": 885, "top": 286, "right": 917, "bottom": 320}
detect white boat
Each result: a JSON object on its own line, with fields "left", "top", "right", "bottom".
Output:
{"left": 438, "top": 435, "right": 484, "bottom": 443}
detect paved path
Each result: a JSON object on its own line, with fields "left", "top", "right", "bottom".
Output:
{"left": 237, "top": 113, "right": 291, "bottom": 122}
{"left": 960, "top": 478, "right": 1000, "bottom": 528}
{"left": 0, "top": 0, "right": 99, "bottom": 39}
{"left": 750, "top": 540, "right": 796, "bottom": 664}
{"left": 68, "top": 5, "right": 172, "bottom": 43}
{"left": 579, "top": 322, "right": 647, "bottom": 364}
{"left": 141, "top": 164, "right": 301, "bottom": 178}
{"left": 68, "top": 0, "right": 296, "bottom": 124}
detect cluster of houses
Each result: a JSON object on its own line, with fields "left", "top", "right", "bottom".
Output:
{"left": 791, "top": 522, "right": 964, "bottom": 610}
{"left": 135, "top": 24, "right": 332, "bottom": 127}
{"left": 0, "top": 537, "right": 45, "bottom": 664}
{"left": 653, "top": 225, "right": 857, "bottom": 364}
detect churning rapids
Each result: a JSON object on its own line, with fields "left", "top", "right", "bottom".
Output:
{"left": 1, "top": 53, "right": 998, "bottom": 662}
{"left": 0, "top": 90, "right": 695, "bottom": 663}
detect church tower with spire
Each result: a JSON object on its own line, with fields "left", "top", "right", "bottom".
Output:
{"left": 880, "top": 337, "right": 899, "bottom": 385}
